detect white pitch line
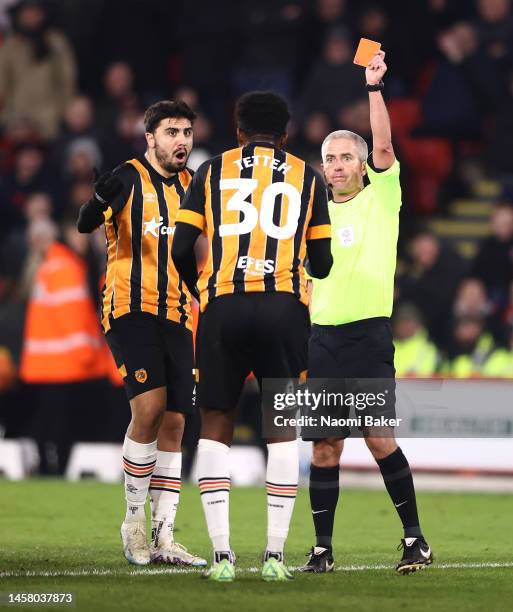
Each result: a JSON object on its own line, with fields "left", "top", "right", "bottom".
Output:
{"left": 1, "top": 561, "right": 513, "bottom": 578}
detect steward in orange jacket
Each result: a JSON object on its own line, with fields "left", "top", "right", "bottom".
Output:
{"left": 20, "top": 241, "right": 108, "bottom": 383}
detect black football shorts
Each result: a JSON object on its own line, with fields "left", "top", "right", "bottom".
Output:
{"left": 105, "top": 311, "right": 195, "bottom": 414}
{"left": 303, "top": 317, "right": 396, "bottom": 440}
{"left": 196, "top": 292, "right": 310, "bottom": 410}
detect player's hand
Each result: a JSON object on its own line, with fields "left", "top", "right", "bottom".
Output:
{"left": 93, "top": 167, "right": 123, "bottom": 208}
{"left": 366, "top": 50, "right": 387, "bottom": 85}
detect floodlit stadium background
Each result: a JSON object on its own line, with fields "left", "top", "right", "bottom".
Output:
{"left": 0, "top": 0, "right": 512, "bottom": 486}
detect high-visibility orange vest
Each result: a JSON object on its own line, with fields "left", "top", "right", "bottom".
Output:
{"left": 20, "top": 242, "right": 108, "bottom": 384}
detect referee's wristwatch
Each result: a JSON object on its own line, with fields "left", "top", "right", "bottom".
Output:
{"left": 366, "top": 80, "right": 384, "bottom": 92}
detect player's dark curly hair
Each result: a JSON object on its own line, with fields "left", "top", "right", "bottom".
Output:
{"left": 235, "top": 91, "right": 291, "bottom": 138}
{"left": 144, "top": 100, "right": 197, "bottom": 133}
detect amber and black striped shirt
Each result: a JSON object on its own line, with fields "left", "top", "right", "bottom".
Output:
{"left": 175, "top": 142, "right": 330, "bottom": 311}
{"left": 101, "top": 156, "right": 193, "bottom": 332}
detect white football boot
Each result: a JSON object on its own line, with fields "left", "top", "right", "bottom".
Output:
{"left": 120, "top": 521, "right": 151, "bottom": 566}
{"left": 150, "top": 521, "right": 207, "bottom": 567}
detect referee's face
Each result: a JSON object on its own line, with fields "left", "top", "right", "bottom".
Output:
{"left": 147, "top": 117, "right": 193, "bottom": 174}
{"left": 322, "top": 138, "right": 366, "bottom": 197}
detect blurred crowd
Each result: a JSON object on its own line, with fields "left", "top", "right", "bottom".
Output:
{"left": 0, "top": 0, "right": 512, "bottom": 470}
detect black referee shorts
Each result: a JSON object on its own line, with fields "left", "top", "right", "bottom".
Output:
{"left": 308, "top": 317, "right": 395, "bottom": 379}
{"left": 304, "top": 317, "right": 396, "bottom": 440}
{"left": 105, "top": 312, "right": 195, "bottom": 414}
{"left": 196, "top": 292, "right": 310, "bottom": 410}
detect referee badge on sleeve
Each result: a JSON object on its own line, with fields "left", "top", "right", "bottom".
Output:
{"left": 337, "top": 225, "right": 355, "bottom": 247}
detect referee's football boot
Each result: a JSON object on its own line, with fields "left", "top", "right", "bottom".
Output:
{"left": 299, "top": 546, "right": 335, "bottom": 573}
{"left": 262, "top": 551, "right": 294, "bottom": 581}
{"left": 202, "top": 551, "right": 236, "bottom": 582}
{"left": 396, "top": 537, "right": 433, "bottom": 574}
{"left": 120, "top": 521, "right": 150, "bottom": 565}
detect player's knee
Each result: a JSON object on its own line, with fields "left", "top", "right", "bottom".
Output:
{"left": 312, "top": 438, "right": 343, "bottom": 467}
{"left": 159, "top": 412, "right": 185, "bottom": 443}
{"left": 365, "top": 435, "right": 397, "bottom": 460}
{"left": 129, "top": 394, "right": 166, "bottom": 439}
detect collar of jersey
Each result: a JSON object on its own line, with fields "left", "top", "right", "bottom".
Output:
{"left": 244, "top": 141, "right": 280, "bottom": 151}
{"left": 330, "top": 185, "right": 367, "bottom": 207}
{"left": 139, "top": 155, "right": 180, "bottom": 186}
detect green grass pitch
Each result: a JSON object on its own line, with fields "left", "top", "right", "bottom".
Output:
{"left": 1, "top": 480, "right": 513, "bottom": 611}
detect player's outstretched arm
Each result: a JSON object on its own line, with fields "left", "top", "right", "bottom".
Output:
{"left": 77, "top": 168, "right": 124, "bottom": 233}
{"left": 366, "top": 51, "right": 395, "bottom": 170}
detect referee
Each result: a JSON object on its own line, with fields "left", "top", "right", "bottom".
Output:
{"left": 300, "top": 51, "right": 433, "bottom": 574}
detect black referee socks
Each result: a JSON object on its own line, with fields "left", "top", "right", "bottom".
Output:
{"left": 376, "top": 447, "right": 423, "bottom": 539}
{"left": 309, "top": 464, "right": 340, "bottom": 549}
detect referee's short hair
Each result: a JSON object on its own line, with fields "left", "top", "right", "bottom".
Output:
{"left": 144, "top": 100, "right": 197, "bottom": 134}
{"left": 321, "top": 130, "right": 368, "bottom": 162}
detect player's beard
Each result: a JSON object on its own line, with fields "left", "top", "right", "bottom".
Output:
{"left": 154, "top": 143, "right": 188, "bottom": 174}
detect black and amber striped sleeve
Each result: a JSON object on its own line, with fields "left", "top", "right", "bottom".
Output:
{"left": 305, "top": 168, "right": 331, "bottom": 241}
{"left": 175, "top": 160, "right": 209, "bottom": 231}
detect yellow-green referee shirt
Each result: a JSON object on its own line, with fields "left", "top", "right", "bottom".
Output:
{"left": 310, "top": 159, "right": 401, "bottom": 325}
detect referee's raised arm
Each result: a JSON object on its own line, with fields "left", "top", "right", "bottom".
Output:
{"left": 366, "top": 50, "right": 395, "bottom": 171}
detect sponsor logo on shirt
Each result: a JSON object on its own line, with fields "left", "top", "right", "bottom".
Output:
{"left": 237, "top": 255, "right": 275, "bottom": 275}
{"left": 143, "top": 216, "right": 175, "bottom": 237}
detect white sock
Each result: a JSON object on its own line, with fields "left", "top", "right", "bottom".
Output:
{"left": 266, "top": 440, "right": 299, "bottom": 555}
{"left": 149, "top": 451, "right": 182, "bottom": 543}
{"left": 197, "top": 438, "right": 231, "bottom": 553}
{"left": 123, "top": 436, "right": 157, "bottom": 523}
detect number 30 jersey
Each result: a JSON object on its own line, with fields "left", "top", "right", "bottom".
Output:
{"left": 176, "top": 142, "right": 331, "bottom": 311}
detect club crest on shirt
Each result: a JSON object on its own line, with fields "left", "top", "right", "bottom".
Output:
{"left": 135, "top": 368, "right": 148, "bottom": 383}
{"left": 337, "top": 225, "right": 355, "bottom": 247}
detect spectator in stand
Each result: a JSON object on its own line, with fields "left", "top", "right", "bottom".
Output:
{"left": 19, "top": 216, "right": 109, "bottom": 473}
{"left": 501, "top": 281, "right": 513, "bottom": 328}
{"left": 0, "top": 115, "right": 41, "bottom": 175}
{"left": 398, "top": 231, "right": 467, "bottom": 347}
{"left": 453, "top": 277, "right": 508, "bottom": 342}
{"left": 301, "top": 0, "right": 349, "bottom": 73}
{"left": 0, "top": 0, "right": 76, "bottom": 140}
{"left": 233, "top": 0, "right": 306, "bottom": 98}
{"left": 442, "top": 314, "right": 512, "bottom": 377}
{"left": 337, "top": 98, "right": 371, "bottom": 141}
{"left": 471, "top": 203, "right": 513, "bottom": 310}
{"left": 297, "top": 26, "right": 364, "bottom": 125}
{"left": 51, "top": 96, "right": 101, "bottom": 179}
{"left": 173, "top": 86, "right": 200, "bottom": 111}
{"left": 186, "top": 112, "right": 213, "bottom": 171}
{"left": 0, "top": 192, "right": 53, "bottom": 295}
{"left": 0, "top": 143, "right": 57, "bottom": 232}
{"left": 486, "top": 69, "right": 513, "bottom": 175}
{"left": 293, "top": 111, "right": 332, "bottom": 166}
{"left": 422, "top": 21, "right": 502, "bottom": 139}
{"left": 393, "top": 303, "right": 440, "bottom": 377}
{"left": 474, "top": 0, "right": 513, "bottom": 69}
{"left": 101, "top": 108, "right": 145, "bottom": 169}
{"left": 96, "top": 61, "right": 139, "bottom": 135}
